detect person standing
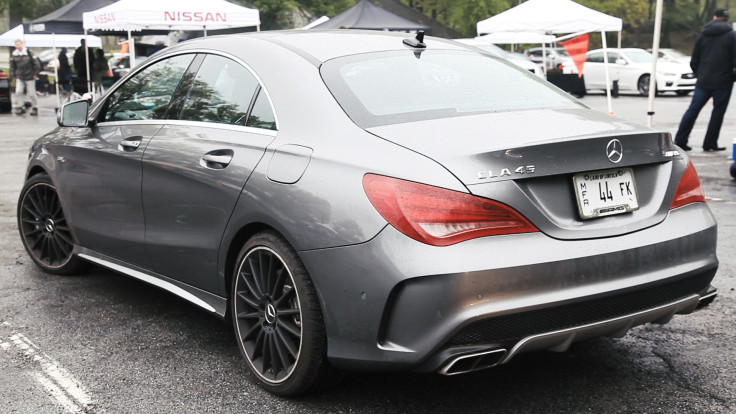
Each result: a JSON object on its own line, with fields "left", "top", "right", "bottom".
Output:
{"left": 10, "top": 39, "right": 40, "bottom": 116}
{"left": 93, "top": 49, "right": 110, "bottom": 93}
{"left": 73, "top": 39, "right": 95, "bottom": 81}
{"left": 674, "top": 8, "right": 736, "bottom": 152}
{"left": 58, "top": 47, "right": 72, "bottom": 92}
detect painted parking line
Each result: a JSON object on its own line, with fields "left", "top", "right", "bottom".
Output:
{"left": 0, "top": 321, "right": 98, "bottom": 413}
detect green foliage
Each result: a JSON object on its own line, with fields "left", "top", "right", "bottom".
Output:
{"left": 401, "top": 0, "right": 514, "bottom": 36}
{"left": 1, "top": 0, "right": 74, "bottom": 27}
{"left": 231, "top": 0, "right": 352, "bottom": 29}
{"left": 299, "top": 0, "right": 354, "bottom": 16}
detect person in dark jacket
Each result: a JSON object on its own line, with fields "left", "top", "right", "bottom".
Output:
{"left": 674, "top": 8, "right": 736, "bottom": 151}
{"left": 58, "top": 47, "right": 72, "bottom": 92}
{"left": 73, "top": 38, "right": 95, "bottom": 80}
{"left": 10, "top": 39, "right": 40, "bottom": 115}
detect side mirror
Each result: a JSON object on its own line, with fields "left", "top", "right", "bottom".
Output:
{"left": 615, "top": 58, "right": 627, "bottom": 65}
{"left": 58, "top": 99, "right": 90, "bottom": 127}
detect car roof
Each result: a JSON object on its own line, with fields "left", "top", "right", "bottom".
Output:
{"left": 168, "top": 30, "right": 470, "bottom": 65}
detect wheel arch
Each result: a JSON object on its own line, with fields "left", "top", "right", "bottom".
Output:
{"left": 223, "top": 222, "right": 273, "bottom": 310}
{"left": 26, "top": 165, "right": 48, "bottom": 180}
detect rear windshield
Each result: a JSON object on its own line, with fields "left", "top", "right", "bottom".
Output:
{"left": 321, "top": 50, "right": 579, "bottom": 128}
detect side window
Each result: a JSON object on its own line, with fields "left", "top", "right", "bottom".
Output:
{"left": 246, "top": 89, "right": 276, "bottom": 131}
{"left": 102, "top": 54, "right": 194, "bottom": 122}
{"left": 586, "top": 52, "right": 603, "bottom": 63}
{"left": 180, "top": 55, "right": 258, "bottom": 126}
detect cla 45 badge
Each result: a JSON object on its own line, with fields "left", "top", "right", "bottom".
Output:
{"left": 477, "top": 165, "right": 536, "bottom": 180}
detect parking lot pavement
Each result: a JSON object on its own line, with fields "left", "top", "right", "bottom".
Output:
{"left": 1, "top": 90, "right": 735, "bottom": 413}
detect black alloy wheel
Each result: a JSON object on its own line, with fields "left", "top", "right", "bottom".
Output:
{"left": 17, "top": 174, "right": 85, "bottom": 275}
{"left": 232, "top": 231, "right": 336, "bottom": 396}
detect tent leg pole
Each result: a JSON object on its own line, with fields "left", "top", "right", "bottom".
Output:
{"left": 204, "top": 27, "right": 207, "bottom": 37}
{"left": 52, "top": 32, "right": 61, "bottom": 109}
{"left": 647, "top": 0, "right": 664, "bottom": 127}
{"left": 602, "top": 30, "right": 613, "bottom": 115}
{"left": 542, "top": 42, "right": 547, "bottom": 77}
{"left": 129, "top": 30, "right": 136, "bottom": 70}
{"left": 84, "top": 29, "right": 92, "bottom": 99}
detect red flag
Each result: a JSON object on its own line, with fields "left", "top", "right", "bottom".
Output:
{"left": 561, "top": 34, "right": 589, "bottom": 78}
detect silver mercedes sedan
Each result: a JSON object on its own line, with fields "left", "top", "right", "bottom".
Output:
{"left": 18, "top": 30, "right": 718, "bottom": 396}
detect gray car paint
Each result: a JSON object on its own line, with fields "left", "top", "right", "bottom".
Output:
{"left": 55, "top": 124, "right": 162, "bottom": 264}
{"left": 141, "top": 122, "right": 274, "bottom": 293}
{"left": 23, "top": 30, "right": 718, "bottom": 377}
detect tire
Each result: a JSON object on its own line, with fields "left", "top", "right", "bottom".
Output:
{"left": 17, "top": 174, "right": 86, "bottom": 275}
{"left": 0, "top": 102, "right": 10, "bottom": 113}
{"left": 730, "top": 164, "right": 736, "bottom": 179}
{"left": 231, "top": 231, "right": 337, "bottom": 396}
{"left": 637, "top": 74, "right": 657, "bottom": 96}
{"left": 676, "top": 90, "right": 692, "bottom": 96}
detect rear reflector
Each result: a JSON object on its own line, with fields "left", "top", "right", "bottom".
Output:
{"left": 363, "top": 174, "right": 538, "bottom": 246}
{"left": 670, "top": 159, "right": 706, "bottom": 209}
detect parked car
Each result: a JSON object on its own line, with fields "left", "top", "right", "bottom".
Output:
{"left": 0, "top": 69, "right": 10, "bottom": 112}
{"left": 561, "top": 48, "right": 696, "bottom": 96}
{"left": 456, "top": 40, "right": 544, "bottom": 77}
{"left": 649, "top": 48, "right": 691, "bottom": 65}
{"left": 19, "top": 31, "right": 718, "bottom": 396}
{"left": 525, "top": 46, "right": 570, "bottom": 70}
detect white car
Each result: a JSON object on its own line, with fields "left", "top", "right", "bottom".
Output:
{"left": 561, "top": 48, "right": 696, "bottom": 96}
{"left": 650, "top": 48, "right": 691, "bottom": 65}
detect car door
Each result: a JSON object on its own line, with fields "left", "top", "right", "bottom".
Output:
{"left": 583, "top": 51, "right": 606, "bottom": 90}
{"left": 141, "top": 53, "right": 277, "bottom": 294}
{"left": 609, "top": 51, "right": 640, "bottom": 92}
{"left": 57, "top": 54, "right": 196, "bottom": 265}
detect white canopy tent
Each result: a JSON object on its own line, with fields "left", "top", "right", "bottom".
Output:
{"left": 472, "top": 31, "right": 556, "bottom": 45}
{"left": 477, "top": 0, "right": 622, "bottom": 35}
{"left": 82, "top": 0, "right": 260, "bottom": 93}
{"left": 477, "top": 0, "right": 623, "bottom": 113}
{"left": 0, "top": 24, "right": 102, "bottom": 47}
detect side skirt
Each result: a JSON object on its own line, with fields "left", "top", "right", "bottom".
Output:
{"left": 75, "top": 247, "right": 228, "bottom": 317}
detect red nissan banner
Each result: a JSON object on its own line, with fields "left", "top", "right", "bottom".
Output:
{"left": 561, "top": 34, "right": 589, "bottom": 78}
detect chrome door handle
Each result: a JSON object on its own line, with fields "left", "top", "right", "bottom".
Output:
{"left": 118, "top": 136, "right": 143, "bottom": 152}
{"left": 200, "top": 150, "right": 234, "bottom": 169}
{"left": 202, "top": 154, "right": 233, "bottom": 165}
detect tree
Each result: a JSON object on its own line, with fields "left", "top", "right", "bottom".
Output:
{"left": 1, "top": 0, "right": 73, "bottom": 28}
{"left": 401, "top": 0, "right": 513, "bottom": 36}
{"left": 231, "top": 0, "right": 352, "bottom": 30}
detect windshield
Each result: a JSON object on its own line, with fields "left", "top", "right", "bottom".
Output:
{"left": 625, "top": 50, "right": 654, "bottom": 63}
{"left": 321, "top": 50, "right": 578, "bottom": 128}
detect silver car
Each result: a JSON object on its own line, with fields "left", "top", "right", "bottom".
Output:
{"left": 18, "top": 30, "right": 718, "bottom": 396}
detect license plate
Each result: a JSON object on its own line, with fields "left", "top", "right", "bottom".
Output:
{"left": 573, "top": 168, "right": 639, "bottom": 219}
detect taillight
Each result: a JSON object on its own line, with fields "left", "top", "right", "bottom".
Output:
{"left": 362, "top": 174, "right": 538, "bottom": 246}
{"left": 670, "top": 160, "right": 706, "bottom": 209}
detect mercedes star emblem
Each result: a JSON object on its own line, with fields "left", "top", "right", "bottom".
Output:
{"left": 606, "top": 139, "right": 623, "bottom": 163}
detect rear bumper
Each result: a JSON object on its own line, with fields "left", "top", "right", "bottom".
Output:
{"left": 299, "top": 202, "right": 717, "bottom": 373}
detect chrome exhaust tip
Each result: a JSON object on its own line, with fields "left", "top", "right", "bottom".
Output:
{"left": 439, "top": 349, "right": 506, "bottom": 376}
{"left": 696, "top": 286, "right": 717, "bottom": 309}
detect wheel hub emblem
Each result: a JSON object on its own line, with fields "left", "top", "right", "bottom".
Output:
{"left": 265, "top": 303, "right": 277, "bottom": 324}
{"left": 44, "top": 219, "right": 55, "bottom": 233}
{"left": 606, "top": 139, "right": 623, "bottom": 164}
